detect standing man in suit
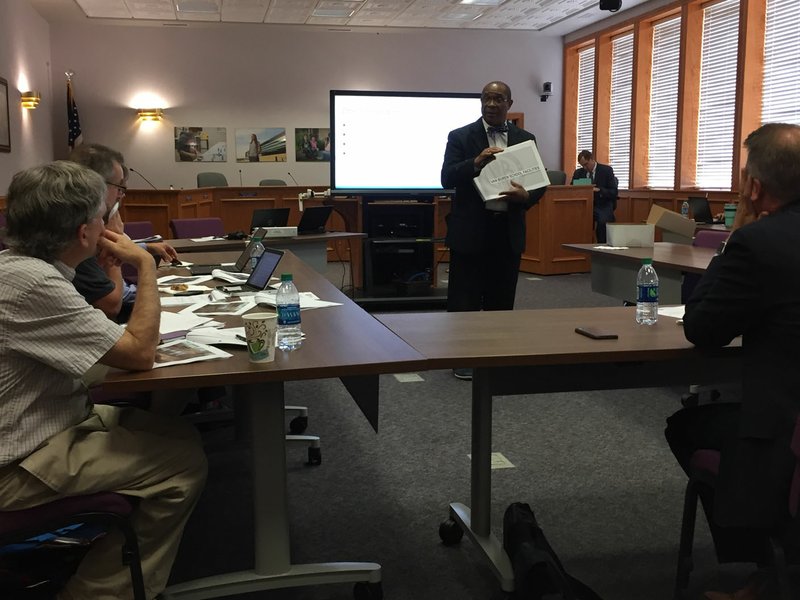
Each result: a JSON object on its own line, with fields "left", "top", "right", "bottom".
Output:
{"left": 442, "top": 81, "right": 547, "bottom": 380}
{"left": 570, "top": 150, "right": 618, "bottom": 243}
{"left": 665, "top": 123, "right": 800, "bottom": 598}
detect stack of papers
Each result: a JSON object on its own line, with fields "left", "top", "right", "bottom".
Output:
{"left": 473, "top": 140, "right": 549, "bottom": 202}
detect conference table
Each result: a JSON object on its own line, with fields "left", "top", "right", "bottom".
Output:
{"left": 563, "top": 242, "right": 718, "bottom": 304}
{"left": 375, "top": 308, "right": 742, "bottom": 592}
{"left": 101, "top": 251, "right": 427, "bottom": 599}
{"left": 168, "top": 231, "right": 365, "bottom": 277}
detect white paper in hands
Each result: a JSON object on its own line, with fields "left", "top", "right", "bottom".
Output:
{"left": 473, "top": 140, "right": 549, "bottom": 202}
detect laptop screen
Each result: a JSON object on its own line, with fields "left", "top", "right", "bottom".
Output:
{"left": 687, "top": 197, "right": 713, "bottom": 224}
{"left": 297, "top": 206, "right": 333, "bottom": 234}
{"left": 251, "top": 208, "right": 290, "bottom": 230}
{"left": 245, "top": 247, "right": 284, "bottom": 290}
{"left": 233, "top": 228, "right": 269, "bottom": 271}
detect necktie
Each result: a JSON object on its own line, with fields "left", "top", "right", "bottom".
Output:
{"left": 487, "top": 124, "right": 508, "bottom": 136}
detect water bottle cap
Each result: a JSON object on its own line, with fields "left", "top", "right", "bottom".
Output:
{"left": 642, "top": 258, "right": 653, "bottom": 265}
{"left": 280, "top": 273, "right": 293, "bottom": 281}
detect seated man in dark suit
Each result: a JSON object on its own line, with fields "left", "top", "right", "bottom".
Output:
{"left": 570, "top": 150, "right": 618, "bottom": 243}
{"left": 665, "top": 123, "right": 800, "bottom": 600}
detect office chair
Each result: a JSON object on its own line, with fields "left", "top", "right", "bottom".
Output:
{"left": 673, "top": 415, "right": 800, "bottom": 600}
{"left": 680, "top": 229, "right": 731, "bottom": 407}
{"left": 546, "top": 170, "right": 567, "bottom": 185}
{"left": 259, "top": 179, "right": 287, "bottom": 186}
{"left": 0, "top": 492, "right": 146, "bottom": 600}
{"left": 123, "top": 221, "right": 156, "bottom": 241}
{"left": 196, "top": 172, "right": 229, "bottom": 187}
{"left": 169, "top": 217, "right": 225, "bottom": 239}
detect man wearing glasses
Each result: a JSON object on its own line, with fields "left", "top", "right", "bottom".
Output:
{"left": 441, "top": 81, "right": 547, "bottom": 380}
{"left": 70, "top": 144, "right": 178, "bottom": 321}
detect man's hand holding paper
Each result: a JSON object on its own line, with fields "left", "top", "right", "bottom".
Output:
{"left": 473, "top": 140, "right": 549, "bottom": 202}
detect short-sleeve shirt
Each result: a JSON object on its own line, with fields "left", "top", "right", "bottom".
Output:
{"left": 74, "top": 256, "right": 116, "bottom": 304}
{"left": 0, "top": 250, "right": 125, "bottom": 466}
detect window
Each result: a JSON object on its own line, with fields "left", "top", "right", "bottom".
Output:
{"left": 696, "top": 0, "right": 740, "bottom": 189}
{"left": 762, "top": 0, "right": 800, "bottom": 124}
{"left": 576, "top": 45, "right": 595, "bottom": 157}
{"left": 648, "top": 15, "right": 681, "bottom": 188}
{"left": 609, "top": 32, "right": 633, "bottom": 189}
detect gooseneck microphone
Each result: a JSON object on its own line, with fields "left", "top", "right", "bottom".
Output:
{"left": 239, "top": 169, "right": 243, "bottom": 186}
{"left": 287, "top": 172, "right": 300, "bottom": 186}
{"left": 129, "top": 167, "right": 158, "bottom": 190}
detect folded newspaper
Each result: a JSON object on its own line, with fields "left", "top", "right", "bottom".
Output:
{"left": 473, "top": 140, "right": 549, "bottom": 202}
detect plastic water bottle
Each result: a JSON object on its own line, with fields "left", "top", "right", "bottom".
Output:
{"left": 248, "top": 235, "right": 265, "bottom": 272}
{"left": 681, "top": 200, "right": 690, "bottom": 218}
{"left": 636, "top": 258, "right": 659, "bottom": 325}
{"left": 276, "top": 273, "right": 303, "bottom": 351}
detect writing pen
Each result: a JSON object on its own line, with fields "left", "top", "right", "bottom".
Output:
{"left": 235, "top": 334, "right": 248, "bottom": 342}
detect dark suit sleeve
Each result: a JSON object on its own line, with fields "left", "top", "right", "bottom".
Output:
{"left": 441, "top": 129, "right": 478, "bottom": 190}
{"left": 597, "top": 165, "right": 618, "bottom": 200}
{"left": 683, "top": 229, "right": 761, "bottom": 348}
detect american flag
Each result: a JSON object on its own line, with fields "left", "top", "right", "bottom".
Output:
{"left": 67, "top": 78, "right": 83, "bottom": 150}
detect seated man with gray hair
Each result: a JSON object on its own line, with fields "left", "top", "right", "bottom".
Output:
{"left": 0, "top": 161, "right": 207, "bottom": 599}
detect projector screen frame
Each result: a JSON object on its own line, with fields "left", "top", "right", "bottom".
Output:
{"left": 329, "top": 89, "right": 483, "bottom": 199}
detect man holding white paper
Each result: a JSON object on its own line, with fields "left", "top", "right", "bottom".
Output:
{"left": 441, "top": 81, "right": 547, "bottom": 379}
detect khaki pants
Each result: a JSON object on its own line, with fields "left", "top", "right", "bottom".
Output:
{"left": 0, "top": 405, "right": 207, "bottom": 600}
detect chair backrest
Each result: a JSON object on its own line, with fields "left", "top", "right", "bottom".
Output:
{"left": 197, "top": 172, "right": 229, "bottom": 187}
{"left": 693, "top": 229, "right": 730, "bottom": 249}
{"left": 546, "top": 170, "right": 567, "bottom": 185}
{"left": 123, "top": 221, "right": 156, "bottom": 240}
{"left": 169, "top": 217, "right": 225, "bottom": 239}
{"left": 259, "top": 179, "right": 287, "bottom": 186}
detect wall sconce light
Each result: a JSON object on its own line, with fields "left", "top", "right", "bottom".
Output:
{"left": 137, "top": 108, "right": 164, "bottom": 121}
{"left": 21, "top": 91, "right": 41, "bottom": 109}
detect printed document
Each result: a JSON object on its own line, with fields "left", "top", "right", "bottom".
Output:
{"left": 473, "top": 140, "right": 549, "bottom": 202}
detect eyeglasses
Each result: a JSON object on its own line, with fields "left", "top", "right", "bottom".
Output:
{"left": 481, "top": 94, "right": 509, "bottom": 105}
{"left": 105, "top": 181, "right": 127, "bottom": 197}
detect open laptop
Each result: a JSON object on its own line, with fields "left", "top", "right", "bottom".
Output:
{"left": 220, "top": 247, "right": 284, "bottom": 293}
{"left": 687, "top": 197, "right": 723, "bottom": 224}
{"left": 189, "top": 228, "right": 267, "bottom": 276}
{"left": 251, "top": 208, "right": 290, "bottom": 230}
{"left": 297, "top": 206, "right": 333, "bottom": 235}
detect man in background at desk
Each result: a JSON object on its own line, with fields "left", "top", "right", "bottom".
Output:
{"left": 70, "top": 143, "right": 178, "bottom": 321}
{"left": 570, "top": 150, "right": 618, "bottom": 244}
{"left": 0, "top": 161, "right": 206, "bottom": 600}
{"left": 666, "top": 123, "right": 800, "bottom": 600}
{"left": 441, "top": 80, "right": 546, "bottom": 381}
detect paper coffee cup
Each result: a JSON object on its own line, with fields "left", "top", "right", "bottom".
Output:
{"left": 242, "top": 313, "right": 277, "bottom": 363}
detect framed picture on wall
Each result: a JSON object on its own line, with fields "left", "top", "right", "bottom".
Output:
{"left": 235, "top": 128, "right": 287, "bottom": 163}
{"left": 0, "top": 77, "right": 10, "bottom": 153}
{"left": 295, "top": 128, "right": 330, "bottom": 162}
{"left": 174, "top": 126, "right": 227, "bottom": 162}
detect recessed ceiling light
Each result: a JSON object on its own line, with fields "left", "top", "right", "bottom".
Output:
{"left": 459, "top": 0, "right": 505, "bottom": 5}
{"left": 312, "top": 8, "right": 355, "bottom": 17}
{"left": 176, "top": 0, "right": 219, "bottom": 14}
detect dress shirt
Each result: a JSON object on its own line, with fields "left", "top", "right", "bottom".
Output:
{"left": 483, "top": 119, "right": 509, "bottom": 212}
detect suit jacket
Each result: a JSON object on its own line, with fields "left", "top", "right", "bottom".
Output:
{"left": 441, "top": 118, "right": 546, "bottom": 255}
{"left": 571, "top": 162, "right": 618, "bottom": 210}
{"left": 684, "top": 202, "right": 800, "bottom": 527}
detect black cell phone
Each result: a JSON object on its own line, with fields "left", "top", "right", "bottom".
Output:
{"left": 574, "top": 326, "right": 618, "bottom": 340}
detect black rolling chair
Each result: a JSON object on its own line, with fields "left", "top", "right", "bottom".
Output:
{"left": 0, "top": 492, "right": 145, "bottom": 600}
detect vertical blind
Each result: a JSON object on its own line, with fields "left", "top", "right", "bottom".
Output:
{"left": 696, "top": 0, "right": 740, "bottom": 189}
{"left": 576, "top": 45, "right": 595, "bottom": 160}
{"left": 648, "top": 15, "right": 681, "bottom": 188}
{"left": 762, "top": 0, "right": 800, "bottom": 124}
{"left": 609, "top": 32, "right": 633, "bottom": 190}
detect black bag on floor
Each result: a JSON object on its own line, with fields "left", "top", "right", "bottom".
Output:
{"left": 502, "top": 502, "right": 604, "bottom": 600}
